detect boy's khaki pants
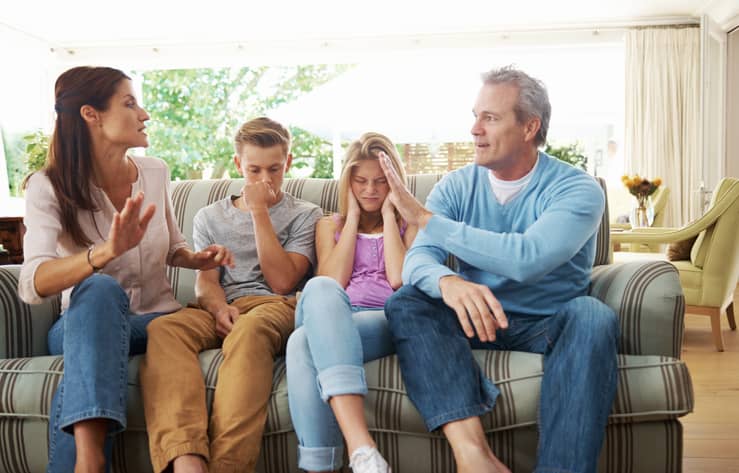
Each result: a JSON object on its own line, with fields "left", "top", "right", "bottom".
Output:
{"left": 140, "top": 295, "right": 296, "bottom": 473}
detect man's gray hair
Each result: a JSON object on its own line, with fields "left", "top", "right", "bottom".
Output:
{"left": 481, "top": 66, "right": 551, "bottom": 147}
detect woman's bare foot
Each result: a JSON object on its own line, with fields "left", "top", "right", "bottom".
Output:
{"left": 454, "top": 441, "right": 511, "bottom": 473}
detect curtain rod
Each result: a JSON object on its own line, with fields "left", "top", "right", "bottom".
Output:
{"left": 630, "top": 24, "right": 699, "bottom": 31}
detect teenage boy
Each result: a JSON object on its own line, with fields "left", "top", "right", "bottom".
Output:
{"left": 141, "top": 117, "right": 322, "bottom": 473}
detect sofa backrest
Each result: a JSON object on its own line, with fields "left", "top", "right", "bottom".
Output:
{"left": 167, "top": 174, "right": 443, "bottom": 304}
{"left": 167, "top": 174, "right": 611, "bottom": 305}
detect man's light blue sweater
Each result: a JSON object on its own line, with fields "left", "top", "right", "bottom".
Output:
{"left": 403, "top": 152, "right": 605, "bottom": 316}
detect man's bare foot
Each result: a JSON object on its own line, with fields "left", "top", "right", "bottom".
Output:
{"left": 173, "top": 454, "right": 209, "bottom": 473}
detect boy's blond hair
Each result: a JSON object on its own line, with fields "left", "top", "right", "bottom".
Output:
{"left": 234, "top": 117, "right": 291, "bottom": 156}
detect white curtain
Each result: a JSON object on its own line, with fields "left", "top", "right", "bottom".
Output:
{"left": 624, "top": 27, "right": 701, "bottom": 226}
{"left": 0, "top": 129, "right": 10, "bottom": 203}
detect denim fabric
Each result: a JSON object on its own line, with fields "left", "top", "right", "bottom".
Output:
{"left": 286, "top": 276, "right": 395, "bottom": 471}
{"left": 385, "top": 284, "right": 619, "bottom": 473}
{"left": 46, "top": 274, "right": 169, "bottom": 473}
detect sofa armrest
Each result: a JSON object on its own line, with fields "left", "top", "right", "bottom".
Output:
{"left": 590, "top": 260, "right": 685, "bottom": 358}
{"left": 0, "top": 265, "right": 60, "bottom": 358}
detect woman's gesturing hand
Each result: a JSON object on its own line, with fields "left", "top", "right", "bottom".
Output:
{"left": 190, "top": 244, "right": 235, "bottom": 271}
{"left": 107, "top": 191, "right": 156, "bottom": 258}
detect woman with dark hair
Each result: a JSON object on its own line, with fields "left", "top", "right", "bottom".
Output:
{"left": 18, "top": 66, "right": 234, "bottom": 473}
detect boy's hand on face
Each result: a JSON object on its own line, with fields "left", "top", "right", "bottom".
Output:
{"left": 241, "top": 181, "right": 277, "bottom": 212}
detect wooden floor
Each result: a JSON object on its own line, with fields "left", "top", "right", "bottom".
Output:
{"left": 681, "top": 286, "right": 739, "bottom": 473}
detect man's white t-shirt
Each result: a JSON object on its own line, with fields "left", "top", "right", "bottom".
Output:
{"left": 487, "top": 157, "right": 539, "bottom": 205}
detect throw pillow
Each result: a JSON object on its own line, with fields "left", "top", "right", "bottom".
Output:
{"left": 666, "top": 235, "right": 698, "bottom": 261}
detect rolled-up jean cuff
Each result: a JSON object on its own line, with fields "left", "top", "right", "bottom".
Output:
{"left": 316, "top": 364, "right": 367, "bottom": 402}
{"left": 59, "top": 408, "right": 126, "bottom": 435}
{"left": 298, "top": 445, "right": 345, "bottom": 471}
{"left": 424, "top": 376, "right": 499, "bottom": 432}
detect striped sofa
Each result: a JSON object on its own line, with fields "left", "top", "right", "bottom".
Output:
{"left": 0, "top": 175, "right": 693, "bottom": 473}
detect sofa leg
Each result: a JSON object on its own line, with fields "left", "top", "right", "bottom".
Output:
{"left": 727, "top": 302, "right": 736, "bottom": 331}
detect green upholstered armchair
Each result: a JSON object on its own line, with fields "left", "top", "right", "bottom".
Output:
{"left": 611, "top": 178, "right": 739, "bottom": 351}
{"left": 650, "top": 186, "right": 671, "bottom": 228}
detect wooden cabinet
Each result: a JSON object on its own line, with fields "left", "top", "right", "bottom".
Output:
{"left": 0, "top": 216, "right": 25, "bottom": 264}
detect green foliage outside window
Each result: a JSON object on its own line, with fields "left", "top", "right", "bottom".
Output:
{"left": 544, "top": 142, "right": 588, "bottom": 171}
{"left": 2, "top": 129, "right": 24, "bottom": 196}
{"left": 140, "top": 65, "right": 351, "bottom": 179}
{"left": 1, "top": 129, "right": 48, "bottom": 196}
{"left": 22, "top": 129, "right": 49, "bottom": 174}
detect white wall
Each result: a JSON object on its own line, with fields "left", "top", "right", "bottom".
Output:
{"left": 0, "top": 25, "right": 55, "bottom": 134}
{"left": 0, "top": 24, "right": 53, "bottom": 202}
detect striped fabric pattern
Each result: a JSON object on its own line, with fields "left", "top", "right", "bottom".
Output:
{"left": 0, "top": 267, "right": 59, "bottom": 359}
{"left": 0, "top": 174, "right": 692, "bottom": 473}
{"left": 594, "top": 177, "right": 612, "bottom": 266}
{"left": 0, "top": 348, "right": 693, "bottom": 472}
{"left": 591, "top": 261, "right": 686, "bottom": 358}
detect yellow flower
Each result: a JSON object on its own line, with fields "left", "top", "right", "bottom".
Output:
{"left": 622, "top": 175, "right": 662, "bottom": 197}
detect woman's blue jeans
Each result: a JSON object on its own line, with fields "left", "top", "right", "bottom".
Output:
{"left": 46, "top": 274, "right": 168, "bottom": 473}
{"left": 385, "top": 284, "right": 619, "bottom": 473}
{"left": 286, "top": 276, "right": 395, "bottom": 472}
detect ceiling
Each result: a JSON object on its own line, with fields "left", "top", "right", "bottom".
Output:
{"left": 1, "top": 0, "right": 736, "bottom": 133}
{"left": 2, "top": 0, "right": 737, "bottom": 48}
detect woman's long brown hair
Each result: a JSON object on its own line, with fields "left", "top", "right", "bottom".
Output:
{"left": 42, "top": 66, "right": 130, "bottom": 246}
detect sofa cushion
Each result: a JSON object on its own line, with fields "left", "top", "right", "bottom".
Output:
{"left": 669, "top": 260, "right": 703, "bottom": 305}
{"left": 0, "top": 349, "right": 692, "bottom": 439}
{"left": 0, "top": 268, "right": 60, "bottom": 359}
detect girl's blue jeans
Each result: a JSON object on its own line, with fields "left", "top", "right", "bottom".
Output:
{"left": 286, "top": 276, "right": 395, "bottom": 472}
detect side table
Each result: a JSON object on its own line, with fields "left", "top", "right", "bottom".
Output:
{"left": 0, "top": 216, "right": 25, "bottom": 264}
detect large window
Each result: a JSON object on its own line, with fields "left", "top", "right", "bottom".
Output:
{"left": 269, "top": 44, "right": 625, "bottom": 177}
{"left": 2, "top": 41, "right": 625, "bottom": 196}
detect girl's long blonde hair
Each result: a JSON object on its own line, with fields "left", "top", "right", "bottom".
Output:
{"left": 337, "top": 132, "right": 407, "bottom": 219}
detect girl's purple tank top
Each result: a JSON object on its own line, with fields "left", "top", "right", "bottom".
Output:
{"left": 333, "top": 214, "right": 406, "bottom": 308}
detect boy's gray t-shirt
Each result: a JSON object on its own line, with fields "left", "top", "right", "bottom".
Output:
{"left": 192, "top": 192, "right": 322, "bottom": 302}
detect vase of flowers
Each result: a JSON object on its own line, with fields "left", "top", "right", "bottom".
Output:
{"left": 622, "top": 175, "right": 662, "bottom": 228}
